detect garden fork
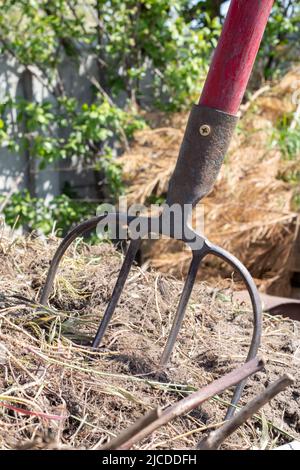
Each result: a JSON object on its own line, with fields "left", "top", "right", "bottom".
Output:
{"left": 40, "top": 0, "right": 274, "bottom": 419}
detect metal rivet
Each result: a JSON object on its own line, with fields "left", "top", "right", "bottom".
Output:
{"left": 199, "top": 124, "right": 211, "bottom": 136}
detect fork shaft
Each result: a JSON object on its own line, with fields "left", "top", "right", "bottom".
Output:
{"left": 199, "top": 0, "right": 274, "bottom": 114}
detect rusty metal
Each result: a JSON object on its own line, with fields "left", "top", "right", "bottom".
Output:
{"left": 233, "top": 291, "right": 300, "bottom": 322}
{"left": 40, "top": 105, "right": 262, "bottom": 420}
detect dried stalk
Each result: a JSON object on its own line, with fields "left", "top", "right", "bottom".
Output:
{"left": 239, "top": 85, "right": 270, "bottom": 116}
{"left": 197, "top": 373, "right": 294, "bottom": 450}
{"left": 114, "top": 357, "right": 264, "bottom": 450}
{"left": 102, "top": 407, "right": 162, "bottom": 450}
{"left": 290, "top": 100, "right": 300, "bottom": 130}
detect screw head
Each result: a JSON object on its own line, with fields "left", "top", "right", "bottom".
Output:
{"left": 199, "top": 124, "right": 211, "bottom": 136}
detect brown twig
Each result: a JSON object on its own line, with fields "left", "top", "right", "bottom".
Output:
{"left": 239, "top": 84, "right": 270, "bottom": 116}
{"left": 102, "top": 407, "right": 162, "bottom": 450}
{"left": 197, "top": 373, "right": 294, "bottom": 450}
{"left": 113, "top": 357, "right": 264, "bottom": 450}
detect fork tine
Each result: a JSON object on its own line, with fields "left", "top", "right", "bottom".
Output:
{"left": 160, "top": 251, "right": 204, "bottom": 366}
{"left": 92, "top": 238, "right": 141, "bottom": 348}
{"left": 40, "top": 217, "right": 100, "bottom": 305}
{"left": 206, "top": 241, "right": 262, "bottom": 420}
{"left": 159, "top": 239, "right": 261, "bottom": 422}
{"left": 40, "top": 213, "right": 136, "bottom": 306}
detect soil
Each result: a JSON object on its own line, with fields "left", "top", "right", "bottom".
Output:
{"left": 0, "top": 234, "right": 299, "bottom": 450}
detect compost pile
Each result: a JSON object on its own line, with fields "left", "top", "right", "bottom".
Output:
{"left": 0, "top": 234, "right": 299, "bottom": 450}
{"left": 120, "top": 69, "right": 300, "bottom": 296}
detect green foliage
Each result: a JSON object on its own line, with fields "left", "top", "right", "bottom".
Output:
{"left": 0, "top": 1, "right": 221, "bottom": 109}
{"left": 275, "top": 127, "right": 300, "bottom": 161}
{"left": 272, "top": 114, "right": 300, "bottom": 194}
{"left": 259, "top": 1, "right": 300, "bottom": 80}
{"left": 272, "top": 114, "right": 300, "bottom": 161}
{"left": 100, "top": 0, "right": 221, "bottom": 109}
{"left": 1, "top": 190, "right": 97, "bottom": 236}
{"left": 293, "top": 192, "right": 300, "bottom": 210}
{"left": 146, "top": 194, "right": 166, "bottom": 205}
{"left": 1, "top": 95, "right": 145, "bottom": 197}
{"left": 0, "top": 0, "right": 300, "bottom": 236}
{"left": 0, "top": 0, "right": 221, "bottom": 235}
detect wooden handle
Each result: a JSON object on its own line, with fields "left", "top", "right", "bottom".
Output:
{"left": 199, "top": 0, "right": 274, "bottom": 115}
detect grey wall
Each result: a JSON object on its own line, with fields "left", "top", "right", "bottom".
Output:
{"left": 0, "top": 57, "right": 30, "bottom": 196}
{"left": 0, "top": 54, "right": 100, "bottom": 203}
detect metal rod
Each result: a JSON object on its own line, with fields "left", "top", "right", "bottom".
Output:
{"left": 40, "top": 216, "right": 101, "bottom": 305}
{"left": 206, "top": 241, "right": 262, "bottom": 419}
{"left": 40, "top": 213, "right": 137, "bottom": 306}
{"left": 92, "top": 238, "right": 141, "bottom": 348}
{"left": 160, "top": 250, "right": 204, "bottom": 366}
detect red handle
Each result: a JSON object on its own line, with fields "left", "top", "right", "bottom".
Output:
{"left": 199, "top": 0, "right": 274, "bottom": 115}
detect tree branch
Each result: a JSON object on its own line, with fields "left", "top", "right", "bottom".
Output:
{"left": 197, "top": 374, "right": 294, "bottom": 450}
{"left": 101, "top": 407, "right": 162, "bottom": 450}
{"left": 107, "top": 357, "right": 264, "bottom": 450}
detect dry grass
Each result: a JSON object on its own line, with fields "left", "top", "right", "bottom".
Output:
{"left": 0, "top": 234, "right": 299, "bottom": 450}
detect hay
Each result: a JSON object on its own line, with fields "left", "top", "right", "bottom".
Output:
{"left": 120, "top": 69, "right": 300, "bottom": 295}
{"left": 0, "top": 234, "right": 299, "bottom": 450}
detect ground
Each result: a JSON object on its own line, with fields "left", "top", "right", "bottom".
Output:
{"left": 0, "top": 234, "right": 299, "bottom": 450}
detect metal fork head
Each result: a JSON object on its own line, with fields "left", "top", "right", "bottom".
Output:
{"left": 39, "top": 210, "right": 262, "bottom": 420}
